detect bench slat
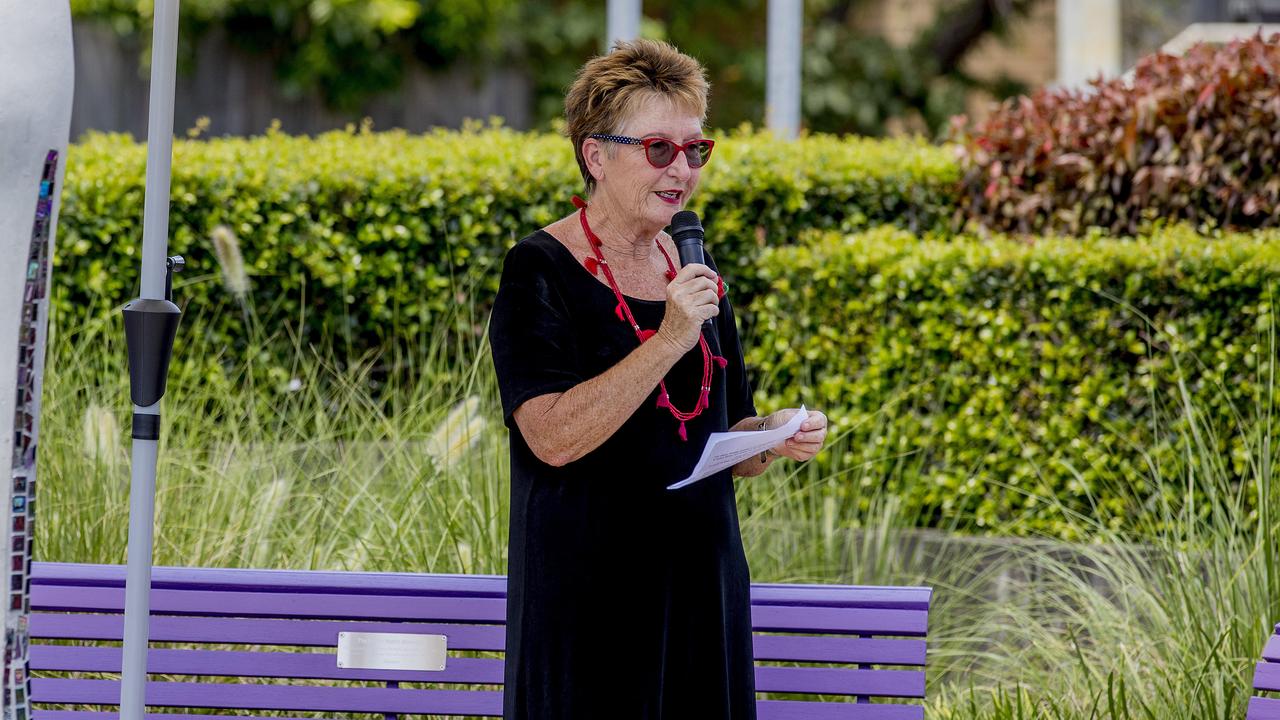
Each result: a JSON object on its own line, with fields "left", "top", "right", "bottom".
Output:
{"left": 32, "top": 587, "right": 927, "bottom": 637}
{"left": 35, "top": 702, "right": 925, "bottom": 720}
{"left": 1248, "top": 696, "right": 1280, "bottom": 720}
{"left": 1258, "top": 661, "right": 1280, "bottom": 692}
{"left": 31, "top": 562, "right": 508, "bottom": 597}
{"left": 752, "top": 605, "right": 927, "bottom": 636}
{"left": 32, "top": 678, "right": 504, "bottom": 715}
{"left": 31, "top": 676, "right": 925, "bottom": 713}
{"left": 756, "top": 666, "right": 924, "bottom": 697}
{"left": 31, "top": 586, "right": 508, "bottom": 623}
{"left": 29, "top": 614, "right": 506, "bottom": 650}
{"left": 33, "top": 563, "right": 929, "bottom": 611}
{"left": 750, "top": 584, "right": 930, "bottom": 611}
{"left": 758, "top": 700, "right": 924, "bottom": 720}
{"left": 35, "top": 714, "right": 319, "bottom": 720}
{"left": 1265, "top": 634, "right": 1280, "bottom": 663}
{"left": 29, "top": 645, "right": 503, "bottom": 684}
{"left": 30, "top": 645, "right": 922, "bottom": 698}
{"left": 31, "top": 614, "right": 925, "bottom": 666}
{"left": 753, "top": 635, "right": 925, "bottom": 666}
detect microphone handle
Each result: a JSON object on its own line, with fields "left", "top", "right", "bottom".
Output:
{"left": 675, "top": 242, "right": 715, "bottom": 334}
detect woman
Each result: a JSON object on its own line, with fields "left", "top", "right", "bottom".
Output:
{"left": 489, "top": 39, "right": 828, "bottom": 719}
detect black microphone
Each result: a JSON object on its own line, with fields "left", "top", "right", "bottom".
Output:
{"left": 670, "top": 210, "right": 715, "bottom": 334}
{"left": 671, "top": 210, "right": 705, "bottom": 267}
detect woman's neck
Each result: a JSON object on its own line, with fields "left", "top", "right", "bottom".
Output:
{"left": 584, "top": 194, "right": 660, "bottom": 261}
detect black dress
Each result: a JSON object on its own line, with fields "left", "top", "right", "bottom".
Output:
{"left": 489, "top": 230, "right": 759, "bottom": 720}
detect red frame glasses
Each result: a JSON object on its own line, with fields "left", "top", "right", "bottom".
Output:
{"left": 589, "top": 134, "right": 715, "bottom": 169}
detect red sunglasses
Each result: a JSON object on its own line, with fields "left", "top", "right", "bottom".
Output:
{"left": 589, "top": 134, "right": 715, "bottom": 169}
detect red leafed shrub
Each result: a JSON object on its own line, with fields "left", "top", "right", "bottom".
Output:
{"left": 954, "top": 33, "right": 1280, "bottom": 235}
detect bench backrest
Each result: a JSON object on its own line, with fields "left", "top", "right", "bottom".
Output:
{"left": 29, "top": 562, "right": 931, "bottom": 719}
{"left": 1251, "top": 623, "right": 1280, "bottom": 720}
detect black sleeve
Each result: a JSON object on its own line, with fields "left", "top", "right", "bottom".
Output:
{"left": 706, "top": 252, "right": 757, "bottom": 428}
{"left": 489, "top": 241, "right": 584, "bottom": 429}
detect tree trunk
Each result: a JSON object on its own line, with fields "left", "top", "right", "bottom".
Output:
{"left": 915, "top": 0, "right": 1042, "bottom": 72}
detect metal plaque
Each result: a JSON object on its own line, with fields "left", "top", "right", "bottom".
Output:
{"left": 336, "top": 631, "right": 448, "bottom": 671}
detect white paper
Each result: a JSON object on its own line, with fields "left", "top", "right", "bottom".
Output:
{"left": 667, "top": 406, "right": 808, "bottom": 490}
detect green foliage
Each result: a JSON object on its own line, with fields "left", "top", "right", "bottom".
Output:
{"left": 953, "top": 33, "right": 1280, "bottom": 235}
{"left": 70, "top": 0, "right": 515, "bottom": 109}
{"left": 54, "top": 127, "right": 958, "bottom": 374}
{"left": 749, "top": 224, "right": 1280, "bottom": 537}
{"left": 515, "top": 0, "right": 1011, "bottom": 136}
{"left": 800, "top": 0, "right": 1030, "bottom": 138}
{"left": 72, "top": 0, "right": 1024, "bottom": 136}
{"left": 802, "top": 26, "right": 932, "bottom": 136}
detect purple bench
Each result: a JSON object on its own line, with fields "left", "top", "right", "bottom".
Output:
{"left": 28, "top": 562, "right": 931, "bottom": 719}
{"left": 1251, "top": 623, "right": 1280, "bottom": 719}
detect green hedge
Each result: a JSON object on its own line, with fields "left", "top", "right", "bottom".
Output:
{"left": 748, "top": 224, "right": 1280, "bottom": 537}
{"left": 55, "top": 126, "right": 959, "bottom": 365}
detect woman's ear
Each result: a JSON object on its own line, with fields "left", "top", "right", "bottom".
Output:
{"left": 583, "top": 137, "right": 606, "bottom": 185}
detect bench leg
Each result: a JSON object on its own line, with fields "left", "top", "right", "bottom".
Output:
{"left": 385, "top": 680, "right": 399, "bottom": 720}
{"left": 857, "top": 633, "right": 870, "bottom": 704}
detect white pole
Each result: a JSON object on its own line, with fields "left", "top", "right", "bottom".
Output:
{"left": 120, "top": 1, "right": 180, "bottom": 718}
{"left": 138, "top": 1, "right": 180, "bottom": 302}
{"left": 766, "top": 0, "right": 803, "bottom": 139}
{"left": 607, "top": 0, "right": 641, "bottom": 50}
{"left": 1056, "top": 0, "right": 1122, "bottom": 87}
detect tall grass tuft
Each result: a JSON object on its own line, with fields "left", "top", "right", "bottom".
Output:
{"left": 209, "top": 224, "right": 249, "bottom": 300}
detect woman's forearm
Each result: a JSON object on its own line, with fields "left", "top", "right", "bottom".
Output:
{"left": 513, "top": 333, "right": 689, "bottom": 467}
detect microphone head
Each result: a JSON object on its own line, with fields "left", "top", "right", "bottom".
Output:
{"left": 670, "top": 210, "right": 704, "bottom": 244}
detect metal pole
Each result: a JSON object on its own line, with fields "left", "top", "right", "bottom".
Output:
{"left": 607, "top": 0, "right": 641, "bottom": 50}
{"left": 120, "top": 1, "right": 181, "bottom": 718}
{"left": 766, "top": 0, "right": 803, "bottom": 139}
{"left": 138, "top": 1, "right": 180, "bottom": 302}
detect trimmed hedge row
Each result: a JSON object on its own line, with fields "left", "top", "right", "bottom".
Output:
{"left": 55, "top": 127, "right": 959, "bottom": 362}
{"left": 748, "top": 225, "right": 1280, "bottom": 537}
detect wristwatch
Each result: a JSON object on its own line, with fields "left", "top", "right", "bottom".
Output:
{"left": 758, "top": 418, "right": 778, "bottom": 463}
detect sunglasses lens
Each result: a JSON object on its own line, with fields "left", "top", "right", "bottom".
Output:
{"left": 687, "top": 141, "right": 713, "bottom": 168}
{"left": 646, "top": 140, "right": 677, "bottom": 167}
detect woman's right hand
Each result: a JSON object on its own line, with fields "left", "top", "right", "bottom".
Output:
{"left": 656, "top": 263, "right": 720, "bottom": 353}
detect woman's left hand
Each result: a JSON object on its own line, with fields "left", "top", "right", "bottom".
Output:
{"left": 767, "top": 409, "right": 828, "bottom": 462}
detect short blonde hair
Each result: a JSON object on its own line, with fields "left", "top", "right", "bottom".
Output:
{"left": 564, "top": 39, "right": 710, "bottom": 195}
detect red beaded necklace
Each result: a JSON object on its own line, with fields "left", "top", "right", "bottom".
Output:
{"left": 572, "top": 196, "right": 727, "bottom": 441}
